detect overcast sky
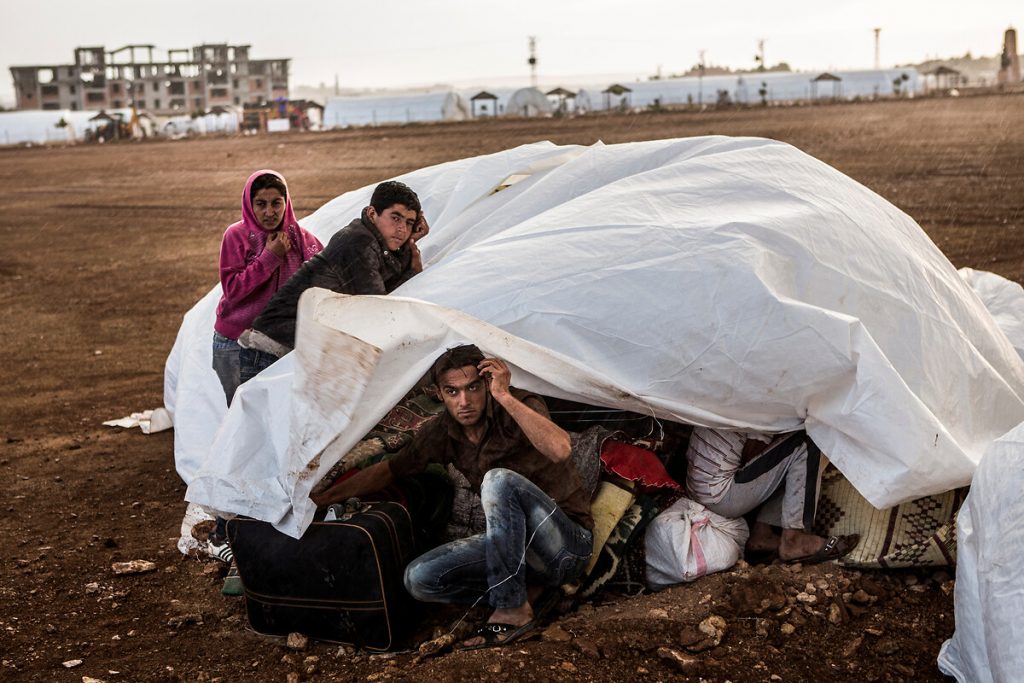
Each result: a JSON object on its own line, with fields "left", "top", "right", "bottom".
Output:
{"left": 2, "top": 1, "right": 1019, "bottom": 104}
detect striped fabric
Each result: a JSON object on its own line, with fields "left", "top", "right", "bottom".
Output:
{"left": 685, "top": 427, "right": 748, "bottom": 504}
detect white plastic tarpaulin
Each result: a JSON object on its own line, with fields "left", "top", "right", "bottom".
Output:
{"left": 938, "top": 420, "right": 1024, "bottom": 682}
{"left": 167, "top": 136, "right": 1024, "bottom": 538}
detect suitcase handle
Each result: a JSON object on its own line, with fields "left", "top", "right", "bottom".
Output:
{"left": 324, "top": 498, "right": 371, "bottom": 522}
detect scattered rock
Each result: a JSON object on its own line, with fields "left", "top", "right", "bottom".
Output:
{"left": 63, "top": 659, "right": 83, "bottom": 668}
{"left": 842, "top": 636, "right": 864, "bottom": 658}
{"left": 828, "top": 602, "right": 843, "bottom": 625}
{"left": 82, "top": 677, "right": 107, "bottom": 683}
{"left": 648, "top": 607, "right": 670, "bottom": 619}
{"left": 941, "top": 580, "right": 956, "bottom": 596}
{"left": 682, "top": 614, "right": 728, "bottom": 652}
{"left": 202, "top": 563, "right": 225, "bottom": 577}
{"left": 657, "top": 647, "right": 700, "bottom": 672}
{"left": 335, "top": 645, "right": 357, "bottom": 658}
{"left": 771, "top": 675, "right": 783, "bottom": 682}
{"left": 411, "top": 633, "right": 455, "bottom": 664}
{"left": 850, "top": 589, "right": 872, "bottom": 605}
{"left": 286, "top": 673, "right": 300, "bottom": 683}
{"left": 678, "top": 626, "right": 704, "bottom": 647}
{"left": 487, "top": 663, "right": 502, "bottom": 674}
{"left": 286, "top": 633, "right": 309, "bottom": 651}
{"left": 541, "top": 625, "right": 573, "bottom": 643}
{"left": 780, "top": 623, "right": 796, "bottom": 635}
{"left": 84, "top": 583, "right": 99, "bottom": 594}
{"left": 795, "top": 592, "right": 817, "bottom": 605}
{"left": 167, "top": 613, "right": 203, "bottom": 628}
{"left": 573, "top": 638, "right": 601, "bottom": 658}
{"left": 111, "top": 560, "right": 156, "bottom": 575}
{"left": 560, "top": 661, "right": 577, "bottom": 673}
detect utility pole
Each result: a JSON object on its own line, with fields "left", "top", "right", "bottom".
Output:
{"left": 528, "top": 36, "right": 538, "bottom": 88}
{"left": 698, "top": 49, "right": 706, "bottom": 107}
{"left": 755, "top": 39, "right": 766, "bottom": 71}
{"left": 873, "top": 28, "right": 881, "bottom": 69}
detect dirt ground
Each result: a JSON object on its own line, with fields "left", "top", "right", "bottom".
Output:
{"left": 1, "top": 93, "right": 1021, "bottom": 682}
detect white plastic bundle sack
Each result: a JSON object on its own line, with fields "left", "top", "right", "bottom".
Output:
{"left": 645, "top": 496, "right": 750, "bottom": 590}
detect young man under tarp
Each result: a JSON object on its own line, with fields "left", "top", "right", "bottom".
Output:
{"left": 312, "top": 344, "right": 594, "bottom": 650}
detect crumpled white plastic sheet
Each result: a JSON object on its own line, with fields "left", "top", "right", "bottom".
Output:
{"left": 938, "top": 420, "right": 1024, "bottom": 682}
{"left": 167, "top": 136, "right": 1024, "bottom": 539}
{"left": 102, "top": 408, "right": 172, "bottom": 434}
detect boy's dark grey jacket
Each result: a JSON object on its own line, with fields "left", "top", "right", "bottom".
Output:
{"left": 251, "top": 209, "right": 415, "bottom": 348}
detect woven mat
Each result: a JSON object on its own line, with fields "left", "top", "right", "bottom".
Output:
{"left": 813, "top": 467, "right": 966, "bottom": 568}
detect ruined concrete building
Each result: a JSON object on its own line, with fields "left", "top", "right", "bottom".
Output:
{"left": 10, "top": 44, "right": 289, "bottom": 114}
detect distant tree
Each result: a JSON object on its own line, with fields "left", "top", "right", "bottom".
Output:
{"left": 758, "top": 82, "right": 769, "bottom": 106}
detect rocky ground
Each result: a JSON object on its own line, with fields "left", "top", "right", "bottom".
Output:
{"left": 2, "top": 91, "right": 1021, "bottom": 681}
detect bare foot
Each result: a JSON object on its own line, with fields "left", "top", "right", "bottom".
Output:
{"left": 777, "top": 528, "right": 828, "bottom": 561}
{"left": 460, "top": 602, "right": 534, "bottom": 649}
{"left": 746, "top": 521, "right": 781, "bottom": 554}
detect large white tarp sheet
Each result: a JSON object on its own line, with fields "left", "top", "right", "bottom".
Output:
{"left": 168, "top": 136, "right": 1024, "bottom": 538}
{"left": 938, "top": 420, "right": 1024, "bottom": 682}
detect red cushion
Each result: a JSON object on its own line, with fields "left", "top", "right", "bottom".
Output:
{"left": 600, "top": 440, "right": 682, "bottom": 492}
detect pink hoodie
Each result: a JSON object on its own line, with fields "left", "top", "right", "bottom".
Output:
{"left": 214, "top": 170, "right": 323, "bottom": 340}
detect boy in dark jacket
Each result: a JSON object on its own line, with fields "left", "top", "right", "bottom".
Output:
{"left": 238, "top": 180, "right": 428, "bottom": 381}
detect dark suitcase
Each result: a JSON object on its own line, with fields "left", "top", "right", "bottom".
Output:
{"left": 226, "top": 501, "right": 416, "bottom": 651}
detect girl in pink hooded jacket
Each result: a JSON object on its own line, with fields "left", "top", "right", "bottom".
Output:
{"left": 212, "top": 170, "right": 322, "bottom": 404}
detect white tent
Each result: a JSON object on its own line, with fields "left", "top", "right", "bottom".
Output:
{"left": 577, "top": 69, "right": 922, "bottom": 111}
{"left": 167, "top": 136, "right": 1024, "bottom": 540}
{"left": 324, "top": 91, "right": 471, "bottom": 128}
{"left": 503, "top": 87, "right": 554, "bottom": 117}
{"left": 0, "top": 108, "right": 135, "bottom": 145}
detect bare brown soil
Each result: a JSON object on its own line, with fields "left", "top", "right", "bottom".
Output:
{"left": 1, "top": 93, "right": 1021, "bottom": 682}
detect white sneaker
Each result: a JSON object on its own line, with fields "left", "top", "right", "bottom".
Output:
{"left": 206, "top": 539, "right": 234, "bottom": 564}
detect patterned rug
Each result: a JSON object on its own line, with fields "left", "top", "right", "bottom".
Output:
{"left": 311, "top": 389, "right": 447, "bottom": 496}
{"left": 813, "top": 466, "right": 966, "bottom": 568}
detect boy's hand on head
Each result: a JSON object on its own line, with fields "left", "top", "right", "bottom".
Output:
{"left": 477, "top": 358, "right": 512, "bottom": 399}
{"left": 412, "top": 214, "right": 430, "bottom": 242}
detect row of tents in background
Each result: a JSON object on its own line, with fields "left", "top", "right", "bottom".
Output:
{"left": 2, "top": 67, "right": 962, "bottom": 145}
{"left": 0, "top": 98, "right": 324, "bottom": 146}
{"left": 322, "top": 68, "right": 936, "bottom": 127}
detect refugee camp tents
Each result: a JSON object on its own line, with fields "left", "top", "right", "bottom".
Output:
{"left": 503, "top": 88, "right": 554, "bottom": 117}
{"left": 0, "top": 107, "right": 135, "bottom": 145}
{"left": 579, "top": 69, "right": 922, "bottom": 111}
{"left": 323, "top": 91, "right": 471, "bottom": 128}
{"left": 167, "top": 136, "right": 1024, "bottom": 541}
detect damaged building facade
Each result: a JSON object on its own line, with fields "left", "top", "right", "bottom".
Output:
{"left": 10, "top": 44, "right": 289, "bottom": 115}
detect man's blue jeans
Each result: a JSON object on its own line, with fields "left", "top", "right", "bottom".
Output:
{"left": 238, "top": 347, "right": 281, "bottom": 385}
{"left": 404, "top": 468, "right": 593, "bottom": 610}
{"left": 211, "top": 332, "right": 241, "bottom": 406}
